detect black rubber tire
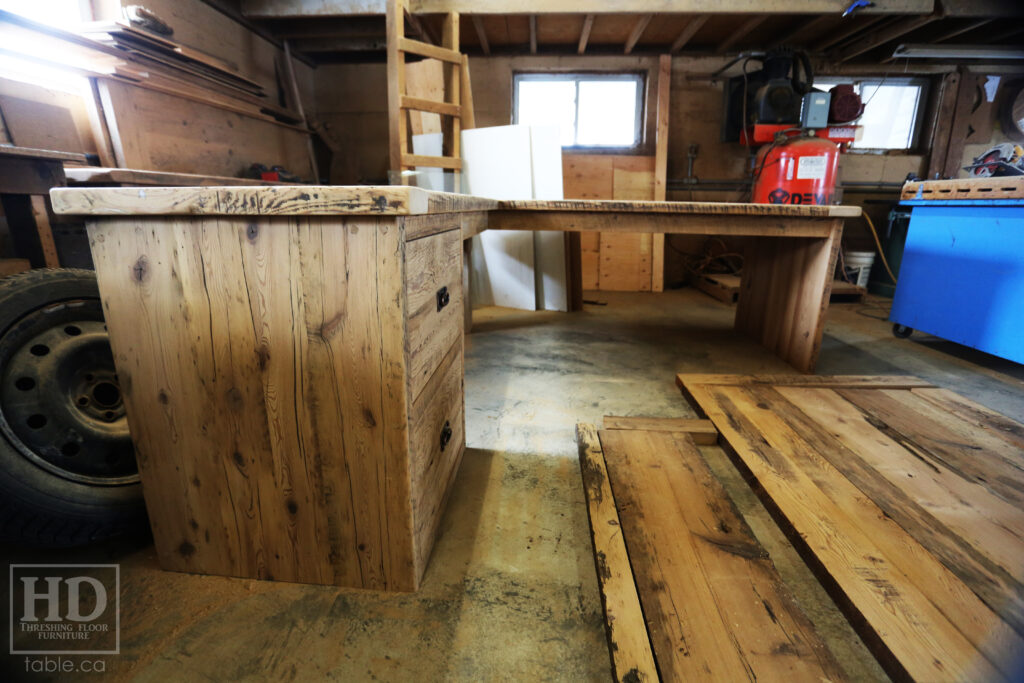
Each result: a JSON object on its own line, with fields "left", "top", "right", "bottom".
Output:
{"left": 892, "top": 323, "right": 914, "bottom": 339}
{"left": 0, "top": 269, "right": 146, "bottom": 547}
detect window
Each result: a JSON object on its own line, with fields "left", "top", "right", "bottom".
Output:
{"left": 814, "top": 78, "right": 927, "bottom": 150}
{"left": 513, "top": 73, "right": 645, "bottom": 149}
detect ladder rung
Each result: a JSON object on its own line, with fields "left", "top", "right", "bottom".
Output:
{"left": 401, "top": 95, "right": 461, "bottom": 116}
{"left": 399, "top": 37, "right": 462, "bottom": 63}
{"left": 402, "top": 154, "right": 463, "bottom": 170}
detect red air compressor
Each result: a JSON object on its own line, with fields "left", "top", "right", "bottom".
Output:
{"left": 752, "top": 135, "right": 840, "bottom": 205}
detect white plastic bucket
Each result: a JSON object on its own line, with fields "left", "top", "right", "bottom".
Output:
{"left": 844, "top": 250, "right": 875, "bottom": 288}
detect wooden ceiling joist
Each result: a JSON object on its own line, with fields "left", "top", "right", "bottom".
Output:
{"left": 405, "top": 10, "right": 436, "bottom": 43}
{"left": 578, "top": 14, "right": 594, "bottom": 54}
{"left": 669, "top": 14, "right": 708, "bottom": 53}
{"left": 769, "top": 14, "right": 832, "bottom": 48}
{"left": 529, "top": 15, "right": 537, "bottom": 54}
{"left": 242, "top": 0, "right": 935, "bottom": 18}
{"left": 624, "top": 14, "right": 653, "bottom": 54}
{"left": 931, "top": 18, "right": 991, "bottom": 42}
{"left": 471, "top": 15, "right": 489, "bottom": 54}
{"left": 812, "top": 14, "right": 888, "bottom": 51}
{"left": 835, "top": 12, "right": 941, "bottom": 61}
{"left": 717, "top": 15, "right": 767, "bottom": 53}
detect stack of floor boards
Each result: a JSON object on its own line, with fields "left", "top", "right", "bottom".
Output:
{"left": 678, "top": 375, "right": 1024, "bottom": 681}
{"left": 577, "top": 420, "right": 846, "bottom": 681}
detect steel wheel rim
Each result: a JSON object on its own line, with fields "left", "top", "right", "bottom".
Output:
{"left": 0, "top": 299, "right": 137, "bottom": 486}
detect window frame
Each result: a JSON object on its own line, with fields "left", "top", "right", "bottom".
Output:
{"left": 814, "top": 75, "right": 931, "bottom": 153}
{"left": 511, "top": 71, "right": 647, "bottom": 152}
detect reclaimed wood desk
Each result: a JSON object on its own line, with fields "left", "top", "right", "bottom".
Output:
{"left": 49, "top": 185, "right": 858, "bottom": 590}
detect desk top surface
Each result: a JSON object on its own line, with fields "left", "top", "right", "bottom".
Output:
{"left": 50, "top": 185, "right": 861, "bottom": 218}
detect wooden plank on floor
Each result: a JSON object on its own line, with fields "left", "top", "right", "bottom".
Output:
{"left": 575, "top": 424, "right": 658, "bottom": 683}
{"left": 679, "top": 375, "right": 1024, "bottom": 682}
{"left": 597, "top": 428, "right": 846, "bottom": 681}
{"left": 676, "top": 374, "right": 936, "bottom": 391}
{"left": 778, "top": 386, "right": 1024, "bottom": 636}
{"left": 601, "top": 416, "right": 717, "bottom": 444}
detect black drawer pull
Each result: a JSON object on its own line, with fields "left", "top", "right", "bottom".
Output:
{"left": 436, "top": 286, "right": 450, "bottom": 312}
{"left": 439, "top": 421, "right": 453, "bottom": 451}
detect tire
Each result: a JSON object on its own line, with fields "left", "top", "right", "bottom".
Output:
{"left": 892, "top": 323, "right": 914, "bottom": 339}
{"left": 0, "top": 269, "right": 146, "bottom": 547}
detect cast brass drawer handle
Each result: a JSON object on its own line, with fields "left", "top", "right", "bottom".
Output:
{"left": 439, "top": 421, "right": 453, "bottom": 451}
{"left": 436, "top": 286, "right": 450, "bottom": 312}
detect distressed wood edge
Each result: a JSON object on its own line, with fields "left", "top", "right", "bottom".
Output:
{"left": 675, "top": 374, "right": 937, "bottom": 391}
{"left": 498, "top": 198, "right": 862, "bottom": 218}
{"left": 601, "top": 416, "right": 718, "bottom": 445}
{"left": 49, "top": 186, "right": 497, "bottom": 217}
{"left": 576, "top": 423, "right": 660, "bottom": 683}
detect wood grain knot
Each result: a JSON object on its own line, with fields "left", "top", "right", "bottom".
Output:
{"left": 132, "top": 256, "right": 148, "bottom": 283}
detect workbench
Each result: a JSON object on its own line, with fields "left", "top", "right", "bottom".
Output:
{"left": 49, "top": 185, "right": 858, "bottom": 590}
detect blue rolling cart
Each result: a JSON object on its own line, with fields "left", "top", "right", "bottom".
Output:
{"left": 890, "top": 197, "right": 1024, "bottom": 364}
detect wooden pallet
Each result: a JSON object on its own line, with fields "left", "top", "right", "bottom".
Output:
{"left": 902, "top": 176, "right": 1024, "bottom": 201}
{"left": 694, "top": 274, "right": 866, "bottom": 304}
{"left": 678, "top": 374, "right": 1024, "bottom": 682}
{"left": 577, "top": 418, "right": 845, "bottom": 682}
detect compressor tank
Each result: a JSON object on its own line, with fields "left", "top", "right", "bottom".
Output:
{"left": 752, "top": 135, "right": 840, "bottom": 205}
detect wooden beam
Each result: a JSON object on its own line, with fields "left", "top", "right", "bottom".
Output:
{"left": 242, "top": 0, "right": 935, "bottom": 18}
{"left": 471, "top": 15, "right": 489, "bottom": 54}
{"left": 399, "top": 36, "right": 463, "bottom": 62}
{"left": 769, "top": 14, "right": 832, "bottom": 48}
{"left": 386, "top": 0, "right": 406, "bottom": 182}
{"left": 401, "top": 95, "right": 461, "bottom": 116}
{"left": 405, "top": 10, "right": 436, "bottom": 43}
{"left": 283, "top": 39, "right": 319, "bottom": 182}
{"left": 291, "top": 37, "right": 387, "bottom": 51}
{"left": 624, "top": 14, "right": 653, "bottom": 55}
{"left": 653, "top": 53, "right": 670, "bottom": 293}
{"left": 835, "top": 13, "right": 941, "bottom": 61}
{"left": 577, "top": 14, "right": 594, "bottom": 54}
{"left": 529, "top": 14, "right": 537, "bottom": 54}
{"left": 460, "top": 56, "right": 475, "bottom": 129}
{"left": 442, "top": 11, "right": 460, "bottom": 189}
{"left": 931, "top": 18, "right": 991, "bottom": 43}
{"left": 401, "top": 153, "right": 462, "bottom": 170}
{"left": 812, "top": 14, "right": 888, "bottom": 51}
{"left": 717, "top": 15, "right": 767, "bottom": 53}
{"left": 670, "top": 14, "right": 708, "bottom": 53}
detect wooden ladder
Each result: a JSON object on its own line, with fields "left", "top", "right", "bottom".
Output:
{"left": 386, "top": 0, "right": 464, "bottom": 188}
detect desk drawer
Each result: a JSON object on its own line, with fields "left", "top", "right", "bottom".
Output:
{"left": 408, "top": 339, "right": 464, "bottom": 575}
{"left": 405, "top": 228, "right": 462, "bottom": 400}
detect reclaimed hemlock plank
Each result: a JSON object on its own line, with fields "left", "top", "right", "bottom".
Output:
{"left": 404, "top": 228, "right": 463, "bottom": 401}
{"left": 779, "top": 387, "right": 1024, "bottom": 636}
{"left": 85, "top": 214, "right": 442, "bottom": 590}
{"left": 679, "top": 375, "right": 1024, "bottom": 681}
{"left": 601, "top": 416, "right": 717, "bottom": 444}
{"left": 576, "top": 424, "right": 659, "bottom": 683}
{"left": 598, "top": 428, "right": 846, "bottom": 682}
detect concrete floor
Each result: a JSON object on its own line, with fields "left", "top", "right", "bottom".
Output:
{"left": 3, "top": 288, "right": 1022, "bottom": 681}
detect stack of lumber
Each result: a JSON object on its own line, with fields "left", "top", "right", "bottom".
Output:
{"left": 678, "top": 374, "right": 1024, "bottom": 682}
{"left": 80, "top": 21, "right": 300, "bottom": 125}
{"left": 83, "top": 21, "right": 264, "bottom": 97}
{"left": 577, "top": 418, "right": 846, "bottom": 681}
